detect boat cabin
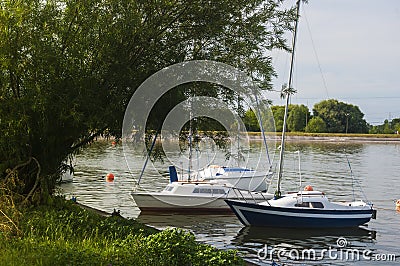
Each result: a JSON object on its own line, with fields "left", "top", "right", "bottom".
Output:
{"left": 162, "top": 181, "right": 230, "bottom": 197}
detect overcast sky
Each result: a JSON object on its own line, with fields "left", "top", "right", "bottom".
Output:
{"left": 269, "top": 0, "right": 400, "bottom": 125}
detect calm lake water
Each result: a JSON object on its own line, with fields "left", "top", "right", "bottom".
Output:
{"left": 59, "top": 140, "right": 400, "bottom": 265}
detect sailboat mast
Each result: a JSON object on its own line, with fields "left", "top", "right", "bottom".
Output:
{"left": 188, "top": 106, "right": 193, "bottom": 181}
{"left": 276, "top": 0, "right": 301, "bottom": 197}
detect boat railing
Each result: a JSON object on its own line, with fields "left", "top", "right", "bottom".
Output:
{"left": 231, "top": 188, "right": 247, "bottom": 203}
{"left": 228, "top": 187, "right": 271, "bottom": 205}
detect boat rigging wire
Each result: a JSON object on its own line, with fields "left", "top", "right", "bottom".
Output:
{"left": 345, "top": 153, "right": 369, "bottom": 203}
{"left": 303, "top": 6, "right": 330, "bottom": 98}
{"left": 136, "top": 130, "right": 159, "bottom": 188}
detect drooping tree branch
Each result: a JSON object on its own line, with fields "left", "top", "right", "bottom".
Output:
{"left": 70, "top": 126, "right": 108, "bottom": 151}
{"left": 0, "top": 208, "right": 21, "bottom": 235}
{"left": 23, "top": 157, "right": 41, "bottom": 205}
{"left": 4, "top": 157, "right": 32, "bottom": 181}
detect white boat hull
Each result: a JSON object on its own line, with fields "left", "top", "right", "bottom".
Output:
{"left": 131, "top": 190, "right": 272, "bottom": 213}
{"left": 132, "top": 193, "right": 232, "bottom": 213}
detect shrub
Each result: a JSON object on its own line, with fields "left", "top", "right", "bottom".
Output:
{"left": 305, "top": 117, "right": 327, "bottom": 133}
{"left": 1, "top": 197, "right": 244, "bottom": 266}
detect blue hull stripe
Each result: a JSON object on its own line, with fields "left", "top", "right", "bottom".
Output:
{"left": 225, "top": 200, "right": 373, "bottom": 228}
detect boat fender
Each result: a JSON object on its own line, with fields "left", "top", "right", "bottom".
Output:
{"left": 274, "top": 190, "right": 281, "bottom": 199}
{"left": 71, "top": 196, "right": 77, "bottom": 203}
{"left": 304, "top": 185, "right": 313, "bottom": 191}
{"left": 372, "top": 209, "right": 377, "bottom": 219}
{"left": 106, "top": 173, "right": 115, "bottom": 182}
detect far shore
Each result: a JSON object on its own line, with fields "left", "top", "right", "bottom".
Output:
{"left": 102, "top": 132, "right": 400, "bottom": 143}
{"left": 246, "top": 132, "right": 400, "bottom": 143}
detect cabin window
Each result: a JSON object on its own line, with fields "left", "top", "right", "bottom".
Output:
{"left": 192, "top": 188, "right": 225, "bottom": 194}
{"left": 165, "top": 186, "right": 174, "bottom": 192}
{"left": 295, "top": 202, "right": 324, "bottom": 208}
{"left": 213, "top": 189, "right": 226, "bottom": 194}
{"left": 310, "top": 202, "right": 324, "bottom": 208}
{"left": 199, "top": 188, "right": 212, "bottom": 193}
{"left": 295, "top": 202, "right": 309, "bottom": 208}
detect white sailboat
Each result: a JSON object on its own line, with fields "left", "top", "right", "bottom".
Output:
{"left": 175, "top": 164, "right": 271, "bottom": 192}
{"left": 225, "top": 0, "right": 376, "bottom": 228}
{"left": 131, "top": 93, "right": 274, "bottom": 213}
{"left": 131, "top": 166, "right": 273, "bottom": 213}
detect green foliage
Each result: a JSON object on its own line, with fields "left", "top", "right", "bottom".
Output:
{"left": 0, "top": 0, "right": 297, "bottom": 197}
{"left": 0, "top": 173, "right": 24, "bottom": 238}
{"left": 130, "top": 228, "right": 242, "bottom": 266}
{"left": 271, "top": 104, "right": 310, "bottom": 132}
{"left": 243, "top": 109, "right": 260, "bottom": 131}
{"left": 287, "top": 104, "right": 309, "bottom": 132}
{"left": 251, "top": 100, "right": 369, "bottom": 134}
{"left": 0, "top": 198, "right": 244, "bottom": 265}
{"left": 312, "top": 99, "right": 368, "bottom": 133}
{"left": 369, "top": 118, "right": 400, "bottom": 134}
{"left": 271, "top": 105, "right": 286, "bottom": 132}
{"left": 395, "top": 119, "right": 400, "bottom": 133}
{"left": 23, "top": 201, "right": 155, "bottom": 242}
{"left": 305, "top": 116, "right": 327, "bottom": 133}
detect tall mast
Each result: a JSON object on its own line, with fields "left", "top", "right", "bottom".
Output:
{"left": 275, "top": 0, "right": 301, "bottom": 197}
{"left": 188, "top": 102, "right": 193, "bottom": 181}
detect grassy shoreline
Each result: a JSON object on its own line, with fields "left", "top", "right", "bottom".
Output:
{"left": 0, "top": 197, "right": 244, "bottom": 266}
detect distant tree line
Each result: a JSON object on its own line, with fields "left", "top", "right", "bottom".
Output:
{"left": 244, "top": 99, "right": 370, "bottom": 133}
{"left": 370, "top": 118, "right": 400, "bottom": 134}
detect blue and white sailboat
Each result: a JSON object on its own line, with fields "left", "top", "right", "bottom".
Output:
{"left": 225, "top": 0, "right": 376, "bottom": 228}
{"left": 225, "top": 189, "right": 375, "bottom": 228}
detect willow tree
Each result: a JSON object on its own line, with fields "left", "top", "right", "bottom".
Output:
{"left": 0, "top": 0, "right": 297, "bottom": 200}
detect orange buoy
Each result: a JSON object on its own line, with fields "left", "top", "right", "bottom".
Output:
{"left": 106, "top": 173, "right": 115, "bottom": 182}
{"left": 304, "top": 185, "right": 314, "bottom": 191}
{"left": 111, "top": 141, "right": 117, "bottom": 146}
{"left": 396, "top": 199, "right": 400, "bottom": 209}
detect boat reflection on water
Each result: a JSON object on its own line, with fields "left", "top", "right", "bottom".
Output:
{"left": 234, "top": 226, "right": 376, "bottom": 245}
{"left": 232, "top": 226, "right": 376, "bottom": 265}
{"left": 136, "top": 213, "right": 239, "bottom": 228}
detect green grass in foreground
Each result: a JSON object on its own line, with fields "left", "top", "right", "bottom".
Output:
{"left": 0, "top": 197, "right": 243, "bottom": 266}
